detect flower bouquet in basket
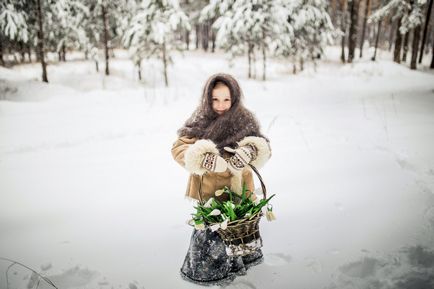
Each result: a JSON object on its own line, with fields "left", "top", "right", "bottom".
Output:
{"left": 187, "top": 183, "right": 276, "bottom": 257}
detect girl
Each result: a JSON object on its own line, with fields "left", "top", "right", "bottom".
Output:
{"left": 171, "top": 73, "right": 272, "bottom": 284}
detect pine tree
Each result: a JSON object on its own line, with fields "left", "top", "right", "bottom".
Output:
{"left": 179, "top": 0, "right": 208, "bottom": 51}
{"left": 275, "top": 0, "right": 334, "bottom": 72}
{"left": 0, "top": 1, "right": 29, "bottom": 43}
{"left": 295, "top": 0, "right": 334, "bottom": 68}
{"left": 0, "top": 0, "right": 30, "bottom": 66}
{"left": 123, "top": 0, "right": 190, "bottom": 86}
{"left": 399, "top": 0, "right": 426, "bottom": 69}
{"left": 202, "top": 0, "right": 291, "bottom": 80}
{"left": 49, "top": 0, "right": 90, "bottom": 62}
{"left": 84, "top": 0, "right": 124, "bottom": 76}
{"left": 369, "top": 0, "right": 427, "bottom": 67}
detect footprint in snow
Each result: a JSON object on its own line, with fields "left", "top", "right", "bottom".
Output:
{"left": 304, "top": 257, "right": 323, "bottom": 273}
{"left": 339, "top": 257, "right": 381, "bottom": 278}
{"left": 264, "top": 253, "right": 291, "bottom": 266}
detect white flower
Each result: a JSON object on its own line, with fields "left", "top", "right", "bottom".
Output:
{"left": 186, "top": 219, "right": 195, "bottom": 226}
{"left": 215, "top": 189, "right": 224, "bottom": 196}
{"left": 209, "top": 209, "right": 221, "bottom": 216}
{"left": 266, "top": 210, "right": 276, "bottom": 221}
{"left": 203, "top": 197, "right": 214, "bottom": 208}
{"left": 194, "top": 223, "right": 205, "bottom": 230}
{"left": 220, "top": 218, "right": 228, "bottom": 230}
{"left": 210, "top": 223, "right": 220, "bottom": 232}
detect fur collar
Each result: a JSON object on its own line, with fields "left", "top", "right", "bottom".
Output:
{"left": 178, "top": 106, "right": 267, "bottom": 154}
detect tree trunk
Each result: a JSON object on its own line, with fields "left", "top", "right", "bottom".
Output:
{"left": 252, "top": 46, "right": 257, "bottom": 78}
{"left": 419, "top": 0, "right": 433, "bottom": 63}
{"left": 331, "top": 0, "right": 338, "bottom": 25}
{"left": 162, "top": 40, "right": 169, "bottom": 87}
{"left": 300, "top": 57, "right": 304, "bottom": 71}
{"left": 27, "top": 44, "right": 31, "bottom": 62}
{"left": 388, "top": 17, "right": 395, "bottom": 51}
{"left": 0, "top": 35, "right": 5, "bottom": 66}
{"left": 195, "top": 24, "right": 200, "bottom": 49}
{"left": 185, "top": 30, "right": 190, "bottom": 50}
{"left": 247, "top": 42, "right": 252, "bottom": 79}
{"left": 137, "top": 59, "right": 142, "bottom": 81}
{"left": 359, "top": 0, "right": 371, "bottom": 58}
{"left": 211, "top": 26, "right": 216, "bottom": 53}
{"left": 410, "top": 25, "right": 421, "bottom": 69}
{"left": 62, "top": 43, "right": 66, "bottom": 61}
{"left": 262, "top": 32, "right": 266, "bottom": 81}
{"left": 430, "top": 36, "right": 434, "bottom": 68}
{"left": 95, "top": 60, "right": 99, "bottom": 72}
{"left": 102, "top": 4, "right": 110, "bottom": 76}
{"left": 19, "top": 42, "right": 25, "bottom": 63}
{"left": 348, "top": 0, "right": 360, "bottom": 63}
{"left": 372, "top": 19, "right": 382, "bottom": 61}
{"left": 393, "top": 17, "right": 403, "bottom": 63}
{"left": 402, "top": 32, "right": 409, "bottom": 62}
{"left": 425, "top": 26, "right": 432, "bottom": 54}
{"left": 202, "top": 23, "right": 209, "bottom": 51}
{"left": 340, "top": 0, "right": 348, "bottom": 63}
{"left": 35, "top": 47, "right": 40, "bottom": 62}
{"left": 36, "top": 0, "right": 48, "bottom": 82}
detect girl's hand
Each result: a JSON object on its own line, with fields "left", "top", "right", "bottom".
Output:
{"left": 224, "top": 145, "right": 257, "bottom": 172}
{"left": 202, "top": 153, "right": 228, "bottom": 173}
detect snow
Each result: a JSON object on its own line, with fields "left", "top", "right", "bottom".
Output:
{"left": 1, "top": 46, "right": 434, "bottom": 289}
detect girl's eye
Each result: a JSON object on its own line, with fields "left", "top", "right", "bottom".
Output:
{"left": 225, "top": 99, "right": 230, "bottom": 102}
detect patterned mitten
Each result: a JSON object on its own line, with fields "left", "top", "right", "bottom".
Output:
{"left": 202, "top": 153, "right": 228, "bottom": 173}
{"left": 224, "top": 144, "right": 258, "bottom": 172}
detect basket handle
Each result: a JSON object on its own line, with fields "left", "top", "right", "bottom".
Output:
{"left": 197, "top": 164, "right": 267, "bottom": 204}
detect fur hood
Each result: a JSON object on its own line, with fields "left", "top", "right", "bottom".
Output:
{"left": 177, "top": 73, "right": 268, "bottom": 154}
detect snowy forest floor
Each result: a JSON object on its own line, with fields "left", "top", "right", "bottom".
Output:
{"left": 1, "top": 46, "right": 434, "bottom": 289}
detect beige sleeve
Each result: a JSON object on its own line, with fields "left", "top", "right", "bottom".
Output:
{"left": 171, "top": 136, "right": 197, "bottom": 168}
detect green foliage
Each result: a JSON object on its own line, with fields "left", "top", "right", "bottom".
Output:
{"left": 191, "top": 184, "right": 275, "bottom": 226}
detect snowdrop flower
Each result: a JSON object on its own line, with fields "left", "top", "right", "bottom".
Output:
{"left": 215, "top": 189, "right": 224, "bottom": 196}
{"left": 194, "top": 223, "right": 205, "bottom": 230}
{"left": 210, "top": 223, "right": 220, "bottom": 232}
{"left": 266, "top": 204, "right": 276, "bottom": 221}
{"left": 266, "top": 210, "right": 276, "bottom": 221}
{"left": 220, "top": 218, "right": 229, "bottom": 230}
{"left": 186, "top": 219, "right": 195, "bottom": 226}
{"left": 204, "top": 197, "right": 214, "bottom": 208}
{"left": 208, "top": 209, "right": 221, "bottom": 216}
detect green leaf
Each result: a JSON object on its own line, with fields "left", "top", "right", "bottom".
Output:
{"left": 223, "top": 201, "right": 236, "bottom": 221}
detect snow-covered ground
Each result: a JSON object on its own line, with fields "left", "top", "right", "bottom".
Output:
{"left": 1, "top": 47, "right": 434, "bottom": 289}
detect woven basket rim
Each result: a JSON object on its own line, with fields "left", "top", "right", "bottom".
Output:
{"left": 207, "top": 211, "right": 263, "bottom": 227}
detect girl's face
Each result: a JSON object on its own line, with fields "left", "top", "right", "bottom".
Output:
{"left": 212, "top": 84, "right": 231, "bottom": 115}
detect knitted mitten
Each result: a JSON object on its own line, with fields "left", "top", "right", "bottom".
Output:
{"left": 224, "top": 144, "right": 257, "bottom": 172}
{"left": 202, "top": 153, "right": 228, "bottom": 173}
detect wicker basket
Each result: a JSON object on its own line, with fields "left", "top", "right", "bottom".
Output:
{"left": 198, "top": 164, "right": 267, "bottom": 257}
